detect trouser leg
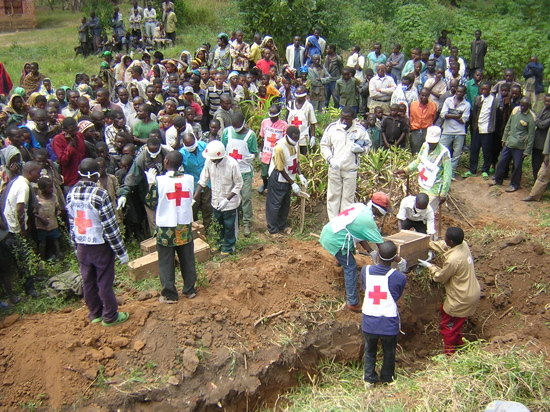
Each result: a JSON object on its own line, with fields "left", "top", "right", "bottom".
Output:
{"left": 215, "top": 208, "right": 237, "bottom": 253}
{"left": 175, "top": 241, "right": 197, "bottom": 296}
{"left": 410, "top": 129, "right": 426, "bottom": 155}
{"left": 327, "top": 168, "right": 343, "bottom": 220}
{"left": 439, "top": 306, "right": 467, "bottom": 355}
{"left": 240, "top": 172, "right": 253, "bottom": 226}
{"left": 469, "top": 130, "right": 481, "bottom": 173}
{"left": 529, "top": 161, "right": 550, "bottom": 200}
{"left": 363, "top": 332, "right": 380, "bottom": 383}
{"left": 480, "top": 133, "right": 493, "bottom": 173}
{"left": 509, "top": 148, "right": 524, "bottom": 189}
{"left": 335, "top": 250, "right": 359, "bottom": 306}
{"left": 157, "top": 243, "right": 178, "bottom": 301}
{"left": 340, "top": 169, "right": 358, "bottom": 213}
{"left": 493, "top": 146, "right": 513, "bottom": 184}
{"left": 78, "top": 243, "right": 118, "bottom": 323}
{"left": 265, "top": 171, "right": 290, "bottom": 233}
{"left": 379, "top": 334, "right": 398, "bottom": 383}
{"left": 145, "top": 206, "right": 156, "bottom": 235}
{"left": 531, "top": 148, "right": 544, "bottom": 182}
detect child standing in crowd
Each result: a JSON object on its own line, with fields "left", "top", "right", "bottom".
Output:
{"left": 35, "top": 177, "right": 62, "bottom": 261}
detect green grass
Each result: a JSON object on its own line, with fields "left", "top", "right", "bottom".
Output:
{"left": 0, "top": 1, "right": 240, "bottom": 89}
{"left": 282, "top": 341, "right": 550, "bottom": 412}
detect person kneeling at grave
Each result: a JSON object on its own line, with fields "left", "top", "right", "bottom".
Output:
{"left": 396, "top": 193, "right": 436, "bottom": 240}
{"left": 145, "top": 150, "right": 198, "bottom": 303}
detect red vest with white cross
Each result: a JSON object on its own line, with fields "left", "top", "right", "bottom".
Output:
{"left": 362, "top": 266, "right": 398, "bottom": 317}
{"left": 260, "top": 118, "right": 288, "bottom": 165}
{"left": 155, "top": 173, "right": 194, "bottom": 227}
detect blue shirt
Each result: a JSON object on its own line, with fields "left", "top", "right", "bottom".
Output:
{"left": 361, "top": 264, "right": 407, "bottom": 335}
{"left": 180, "top": 141, "right": 209, "bottom": 189}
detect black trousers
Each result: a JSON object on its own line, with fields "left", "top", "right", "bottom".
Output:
{"left": 469, "top": 131, "right": 493, "bottom": 174}
{"left": 401, "top": 218, "right": 427, "bottom": 234}
{"left": 265, "top": 171, "right": 291, "bottom": 234}
{"left": 532, "top": 148, "right": 544, "bottom": 182}
{"left": 157, "top": 241, "right": 197, "bottom": 301}
{"left": 363, "top": 332, "right": 398, "bottom": 384}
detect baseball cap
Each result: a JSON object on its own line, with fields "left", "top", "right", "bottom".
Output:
{"left": 78, "top": 120, "right": 94, "bottom": 133}
{"left": 102, "top": 51, "right": 112, "bottom": 57}
{"left": 426, "top": 125, "right": 442, "bottom": 143}
{"left": 183, "top": 86, "right": 194, "bottom": 94}
{"left": 483, "top": 401, "right": 530, "bottom": 412}
{"left": 371, "top": 192, "right": 391, "bottom": 214}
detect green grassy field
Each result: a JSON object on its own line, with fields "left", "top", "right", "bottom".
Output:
{"left": 0, "top": 1, "right": 239, "bottom": 89}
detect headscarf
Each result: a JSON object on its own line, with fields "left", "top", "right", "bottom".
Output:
{"left": 305, "top": 35, "right": 322, "bottom": 65}
{"left": 261, "top": 35, "right": 278, "bottom": 52}
{"left": 19, "top": 125, "right": 41, "bottom": 150}
{"left": 0, "top": 62, "right": 13, "bottom": 96}
{"left": 13, "top": 87, "right": 26, "bottom": 97}
{"left": 38, "top": 77, "right": 56, "bottom": 100}
{"left": 26, "top": 92, "right": 41, "bottom": 107}
{"left": 6, "top": 94, "right": 24, "bottom": 114}
{"left": 19, "top": 62, "right": 31, "bottom": 87}
{"left": 0, "top": 144, "right": 21, "bottom": 167}
{"left": 217, "top": 33, "right": 229, "bottom": 46}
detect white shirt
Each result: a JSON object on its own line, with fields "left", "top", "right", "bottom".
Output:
{"left": 4, "top": 176, "right": 30, "bottom": 234}
{"left": 143, "top": 7, "right": 157, "bottom": 23}
{"left": 478, "top": 94, "right": 494, "bottom": 134}
{"left": 320, "top": 120, "right": 371, "bottom": 171}
{"left": 62, "top": 106, "right": 78, "bottom": 118}
{"left": 368, "top": 75, "right": 396, "bottom": 101}
{"left": 165, "top": 124, "right": 193, "bottom": 149}
{"left": 198, "top": 156, "right": 243, "bottom": 211}
{"left": 396, "top": 195, "right": 435, "bottom": 235}
{"left": 346, "top": 53, "right": 365, "bottom": 82}
{"left": 119, "top": 100, "right": 135, "bottom": 120}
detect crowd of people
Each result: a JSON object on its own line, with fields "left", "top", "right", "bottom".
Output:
{"left": 0, "top": 20, "right": 548, "bottom": 389}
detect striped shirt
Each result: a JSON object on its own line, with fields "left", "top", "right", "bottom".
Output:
{"left": 66, "top": 181, "right": 128, "bottom": 261}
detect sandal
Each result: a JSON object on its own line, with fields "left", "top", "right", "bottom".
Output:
{"left": 102, "top": 312, "right": 130, "bottom": 327}
{"left": 482, "top": 172, "right": 489, "bottom": 180}
{"left": 91, "top": 316, "right": 103, "bottom": 323}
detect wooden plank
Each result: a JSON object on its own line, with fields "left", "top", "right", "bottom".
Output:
{"left": 128, "top": 252, "right": 159, "bottom": 281}
{"left": 193, "top": 238, "right": 211, "bottom": 263}
{"left": 140, "top": 238, "right": 157, "bottom": 255}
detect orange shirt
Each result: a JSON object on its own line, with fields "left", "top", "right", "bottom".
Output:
{"left": 409, "top": 100, "right": 437, "bottom": 131}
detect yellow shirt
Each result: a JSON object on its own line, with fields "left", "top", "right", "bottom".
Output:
{"left": 273, "top": 139, "right": 297, "bottom": 172}
{"left": 429, "top": 240, "right": 481, "bottom": 317}
{"left": 249, "top": 43, "right": 261, "bottom": 63}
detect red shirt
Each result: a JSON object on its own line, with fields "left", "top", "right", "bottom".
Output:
{"left": 51, "top": 132, "right": 86, "bottom": 186}
{"left": 256, "top": 58, "right": 276, "bottom": 75}
{"left": 189, "top": 100, "right": 203, "bottom": 116}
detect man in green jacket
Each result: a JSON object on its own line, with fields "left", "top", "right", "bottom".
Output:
{"left": 490, "top": 97, "right": 536, "bottom": 192}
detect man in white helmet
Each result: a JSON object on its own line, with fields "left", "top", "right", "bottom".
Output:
{"left": 195, "top": 140, "right": 243, "bottom": 258}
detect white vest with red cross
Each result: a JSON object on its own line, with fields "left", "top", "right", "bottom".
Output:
{"left": 287, "top": 100, "right": 311, "bottom": 146}
{"left": 69, "top": 197, "right": 105, "bottom": 245}
{"left": 418, "top": 148, "right": 449, "bottom": 191}
{"left": 155, "top": 173, "right": 194, "bottom": 227}
{"left": 362, "top": 266, "right": 398, "bottom": 317}
{"left": 260, "top": 121, "right": 286, "bottom": 165}
{"left": 226, "top": 128, "right": 253, "bottom": 174}
{"left": 330, "top": 202, "right": 368, "bottom": 234}
{"left": 268, "top": 139, "right": 299, "bottom": 183}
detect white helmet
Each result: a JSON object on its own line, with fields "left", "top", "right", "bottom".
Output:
{"left": 202, "top": 140, "right": 226, "bottom": 160}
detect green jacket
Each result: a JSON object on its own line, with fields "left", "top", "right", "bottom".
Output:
{"left": 502, "top": 107, "right": 536, "bottom": 155}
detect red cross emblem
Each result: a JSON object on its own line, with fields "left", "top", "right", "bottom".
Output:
{"left": 166, "top": 183, "right": 191, "bottom": 206}
{"left": 419, "top": 168, "right": 428, "bottom": 181}
{"left": 288, "top": 158, "right": 299, "bottom": 174}
{"left": 267, "top": 133, "right": 279, "bottom": 147}
{"left": 75, "top": 210, "right": 92, "bottom": 235}
{"left": 290, "top": 116, "right": 303, "bottom": 127}
{"left": 368, "top": 285, "right": 388, "bottom": 305}
{"left": 229, "top": 149, "right": 243, "bottom": 160}
{"left": 338, "top": 207, "right": 355, "bottom": 217}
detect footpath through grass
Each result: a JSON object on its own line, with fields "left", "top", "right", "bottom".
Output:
{"left": 0, "top": 1, "right": 240, "bottom": 88}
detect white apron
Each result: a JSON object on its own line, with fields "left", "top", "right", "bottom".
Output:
{"left": 226, "top": 128, "right": 253, "bottom": 173}
{"left": 362, "top": 265, "right": 398, "bottom": 317}
{"left": 68, "top": 197, "right": 104, "bottom": 245}
{"left": 418, "top": 148, "right": 448, "bottom": 191}
{"left": 287, "top": 100, "right": 310, "bottom": 146}
{"left": 156, "top": 174, "right": 194, "bottom": 227}
{"left": 268, "top": 140, "right": 299, "bottom": 183}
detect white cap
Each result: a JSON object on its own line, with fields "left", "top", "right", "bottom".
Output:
{"left": 426, "top": 125, "right": 442, "bottom": 143}
{"left": 183, "top": 86, "right": 194, "bottom": 94}
{"left": 484, "top": 401, "right": 530, "bottom": 412}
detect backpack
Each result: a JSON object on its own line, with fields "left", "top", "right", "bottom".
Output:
{"left": 46, "top": 271, "right": 83, "bottom": 299}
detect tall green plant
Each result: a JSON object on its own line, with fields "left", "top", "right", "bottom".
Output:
{"left": 82, "top": 0, "right": 114, "bottom": 36}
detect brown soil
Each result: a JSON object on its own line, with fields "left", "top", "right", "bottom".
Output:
{"left": 0, "top": 175, "right": 549, "bottom": 411}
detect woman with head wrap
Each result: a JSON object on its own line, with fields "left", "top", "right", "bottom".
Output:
{"left": 19, "top": 62, "right": 31, "bottom": 87}
{"left": 194, "top": 47, "right": 209, "bottom": 68}
{"left": 158, "top": 97, "right": 180, "bottom": 119}
{"left": 211, "top": 33, "right": 231, "bottom": 70}
{"left": 22, "top": 62, "right": 45, "bottom": 96}
{"left": 0, "top": 144, "right": 22, "bottom": 183}
{"left": 141, "top": 53, "right": 152, "bottom": 80}
{"left": 5, "top": 94, "right": 27, "bottom": 119}
{"left": 261, "top": 36, "right": 280, "bottom": 70}
{"left": 304, "top": 35, "right": 322, "bottom": 66}
{"left": 115, "top": 55, "right": 132, "bottom": 83}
